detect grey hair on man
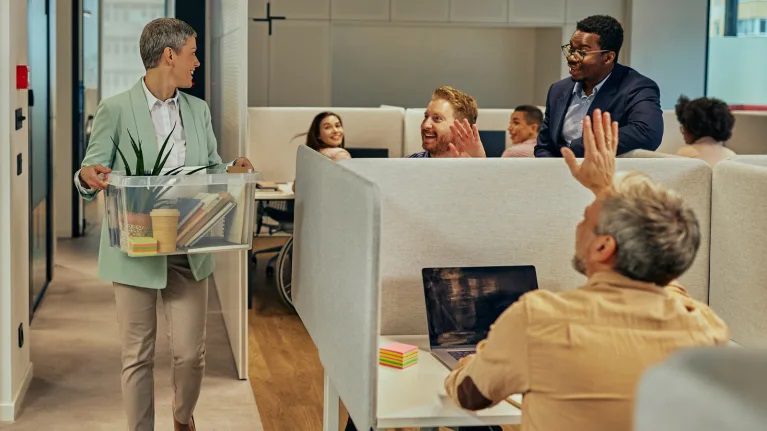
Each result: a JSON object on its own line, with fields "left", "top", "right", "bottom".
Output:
{"left": 139, "top": 18, "right": 197, "bottom": 70}
{"left": 596, "top": 172, "right": 700, "bottom": 286}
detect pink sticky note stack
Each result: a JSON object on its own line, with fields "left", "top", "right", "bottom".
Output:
{"left": 379, "top": 342, "right": 418, "bottom": 369}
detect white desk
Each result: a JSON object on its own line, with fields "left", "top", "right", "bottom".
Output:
{"left": 254, "top": 182, "right": 294, "bottom": 237}
{"left": 254, "top": 182, "right": 294, "bottom": 200}
{"left": 324, "top": 335, "right": 522, "bottom": 430}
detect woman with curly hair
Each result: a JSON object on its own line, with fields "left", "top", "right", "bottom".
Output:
{"left": 675, "top": 95, "right": 736, "bottom": 166}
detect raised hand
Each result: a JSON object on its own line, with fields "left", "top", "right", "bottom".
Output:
{"left": 79, "top": 164, "right": 112, "bottom": 190}
{"left": 562, "top": 109, "right": 619, "bottom": 196}
{"left": 448, "top": 118, "right": 486, "bottom": 158}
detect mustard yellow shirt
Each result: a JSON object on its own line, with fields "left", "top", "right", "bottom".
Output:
{"left": 444, "top": 272, "right": 729, "bottom": 431}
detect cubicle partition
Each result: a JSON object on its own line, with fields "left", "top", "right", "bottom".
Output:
{"left": 342, "top": 157, "right": 712, "bottom": 335}
{"left": 710, "top": 157, "right": 767, "bottom": 347}
{"left": 293, "top": 147, "right": 381, "bottom": 431}
{"left": 294, "top": 148, "right": 714, "bottom": 429}
{"left": 246, "top": 106, "right": 405, "bottom": 182}
{"left": 635, "top": 348, "right": 767, "bottom": 431}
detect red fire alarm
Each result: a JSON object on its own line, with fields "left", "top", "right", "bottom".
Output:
{"left": 16, "top": 65, "right": 29, "bottom": 90}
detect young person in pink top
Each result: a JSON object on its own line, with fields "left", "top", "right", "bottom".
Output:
{"left": 501, "top": 105, "right": 543, "bottom": 158}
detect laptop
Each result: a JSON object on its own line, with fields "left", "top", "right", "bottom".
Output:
{"left": 346, "top": 147, "right": 389, "bottom": 158}
{"left": 422, "top": 265, "right": 538, "bottom": 369}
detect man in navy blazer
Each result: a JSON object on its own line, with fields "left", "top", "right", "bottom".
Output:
{"left": 535, "top": 15, "right": 663, "bottom": 158}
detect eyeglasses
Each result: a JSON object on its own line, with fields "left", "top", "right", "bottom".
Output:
{"left": 561, "top": 43, "right": 610, "bottom": 62}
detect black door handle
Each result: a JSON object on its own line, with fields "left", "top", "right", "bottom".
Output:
{"left": 15, "top": 108, "right": 26, "bottom": 130}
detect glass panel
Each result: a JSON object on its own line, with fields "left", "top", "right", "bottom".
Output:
{"left": 101, "top": 0, "right": 167, "bottom": 99}
{"left": 707, "top": 0, "right": 767, "bottom": 105}
{"left": 28, "top": 0, "right": 51, "bottom": 313}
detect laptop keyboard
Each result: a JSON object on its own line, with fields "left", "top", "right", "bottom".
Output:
{"left": 447, "top": 350, "right": 473, "bottom": 360}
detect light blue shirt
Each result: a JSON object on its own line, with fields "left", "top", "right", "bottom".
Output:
{"left": 561, "top": 74, "right": 611, "bottom": 145}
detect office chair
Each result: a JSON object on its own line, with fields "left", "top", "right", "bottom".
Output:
{"left": 249, "top": 201, "right": 295, "bottom": 310}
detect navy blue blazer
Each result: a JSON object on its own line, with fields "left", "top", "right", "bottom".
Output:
{"left": 534, "top": 63, "right": 663, "bottom": 157}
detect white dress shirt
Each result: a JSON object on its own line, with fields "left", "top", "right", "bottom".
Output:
{"left": 141, "top": 78, "right": 186, "bottom": 170}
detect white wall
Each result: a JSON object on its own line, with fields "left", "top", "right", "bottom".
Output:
{"left": 209, "top": 0, "right": 249, "bottom": 379}
{"left": 707, "top": 37, "right": 767, "bottom": 105}
{"left": 247, "top": 0, "right": 628, "bottom": 108}
{"left": 331, "top": 24, "right": 539, "bottom": 108}
{"left": 53, "top": 0, "right": 74, "bottom": 238}
{"left": 0, "top": 0, "right": 33, "bottom": 422}
{"left": 534, "top": 27, "right": 564, "bottom": 103}
{"left": 628, "top": 0, "right": 707, "bottom": 109}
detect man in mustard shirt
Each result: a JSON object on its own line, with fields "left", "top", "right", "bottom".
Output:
{"left": 444, "top": 110, "right": 729, "bottom": 431}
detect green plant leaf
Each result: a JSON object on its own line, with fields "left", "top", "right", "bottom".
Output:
{"left": 152, "top": 123, "right": 177, "bottom": 175}
{"left": 111, "top": 136, "right": 132, "bottom": 176}
{"left": 137, "top": 140, "right": 146, "bottom": 175}
{"left": 127, "top": 129, "right": 145, "bottom": 176}
{"left": 164, "top": 166, "right": 185, "bottom": 176}
{"left": 155, "top": 143, "right": 176, "bottom": 176}
{"left": 154, "top": 198, "right": 175, "bottom": 208}
{"left": 154, "top": 185, "right": 175, "bottom": 202}
{"left": 185, "top": 163, "right": 219, "bottom": 175}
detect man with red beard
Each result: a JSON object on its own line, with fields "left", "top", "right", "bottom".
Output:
{"left": 409, "top": 85, "right": 486, "bottom": 158}
{"left": 534, "top": 15, "right": 663, "bottom": 158}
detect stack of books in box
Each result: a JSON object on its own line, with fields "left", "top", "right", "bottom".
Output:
{"left": 379, "top": 342, "right": 418, "bottom": 369}
{"left": 175, "top": 191, "right": 236, "bottom": 247}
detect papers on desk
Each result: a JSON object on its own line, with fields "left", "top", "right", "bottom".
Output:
{"left": 380, "top": 342, "right": 418, "bottom": 369}
{"left": 256, "top": 180, "right": 280, "bottom": 190}
{"left": 254, "top": 181, "right": 294, "bottom": 199}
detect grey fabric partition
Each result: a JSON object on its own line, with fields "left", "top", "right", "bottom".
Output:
{"left": 635, "top": 348, "right": 767, "bottom": 431}
{"left": 620, "top": 149, "right": 683, "bottom": 158}
{"left": 342, "top": 158, "right": 712, "bottom": 336}
{"left": 710, "top": 160, "right": 767, "bottom": 347}
{"left": 293, "top": 146, "right": 381, "bottom": 430}
{"left": 731, "top": 154, "right": 767, "bottom": 167}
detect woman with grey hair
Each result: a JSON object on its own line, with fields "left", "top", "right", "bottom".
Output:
{"left": 74, "top": 18, "right": 253, "bottom": 431}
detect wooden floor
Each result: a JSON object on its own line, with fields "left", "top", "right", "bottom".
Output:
{"left": 248, "top": 237, "right": 518, "bottom": 431}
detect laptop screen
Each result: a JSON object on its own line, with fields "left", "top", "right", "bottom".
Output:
{"left": 346, "top": 147, "right": 389, "bottom": 158}
{"left": 422, "top": 266, "right": 538, "bottom": 348}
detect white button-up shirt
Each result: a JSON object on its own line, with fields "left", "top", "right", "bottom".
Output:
{"left": 561, "top": 73, "right": 611, "bottom": 145}
{"left": 142, "top": 78, "right": 186, "bottom": 170}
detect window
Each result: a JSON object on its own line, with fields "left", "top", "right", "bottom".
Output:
{"left": 707, "top": 0, "right": 767, "bottom": 105}
{"left": 101, "top": 0, "right": 167, "bottom": 98}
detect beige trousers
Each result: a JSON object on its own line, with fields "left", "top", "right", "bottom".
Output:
{"left": 114, "top": 256, "right": 208, "bottom": 431}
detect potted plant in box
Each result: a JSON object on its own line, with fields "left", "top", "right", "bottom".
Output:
{"left": 111, "top": 124, "right": 216, "bottom": 239}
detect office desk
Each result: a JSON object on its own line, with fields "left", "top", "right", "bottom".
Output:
{"left": 324, "top": 335, "right": 522, "bottom": 430}
{"left": 254, "top": 182, "right": 294, "bottom": 201}
{"left": 254, "top": 182, "right": 294, "bottom": 236}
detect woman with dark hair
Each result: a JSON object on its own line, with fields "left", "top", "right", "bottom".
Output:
{"left": 306, "top": 111, "right": 352, "bottom": 161}
{"left": 675, "top": 95, "right": 736, "bottom": 166}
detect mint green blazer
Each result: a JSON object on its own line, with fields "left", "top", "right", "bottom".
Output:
{"left": 78, "top": 79, "right": 222, "bottom": 289}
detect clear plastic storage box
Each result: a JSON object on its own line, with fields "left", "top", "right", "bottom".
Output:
{"left": 104, "top": 170, "right": 259, "bottom": 256}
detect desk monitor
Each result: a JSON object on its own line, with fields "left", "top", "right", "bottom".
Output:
{"left": 478, "top": 131, "right": 507, "bottom": 158}
{"left": 422, "top": 265, "right": 538, "bottom": 350}
{"left": 346, "top": 147, "right": 389, "bottom": 158}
